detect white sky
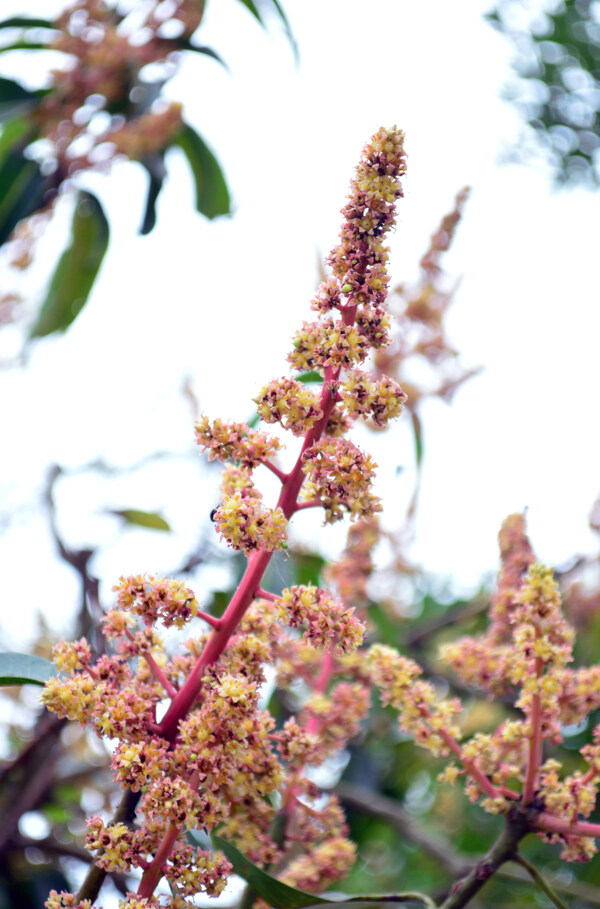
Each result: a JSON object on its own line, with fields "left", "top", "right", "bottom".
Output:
{"left": 2, "top": 0, "right": 600, "bottom": 653}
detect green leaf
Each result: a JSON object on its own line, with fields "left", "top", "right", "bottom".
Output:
{"left": 211, "top": 834, "right": 329, "bottom": 907}
{"left": 411, "top": 411, "right": 423, "bottom": 469}
{"left": 0, "top": 652, "right": 55, "bottom": 686}
{"left": 235, "top": 0, "right": 297, "bottom": 58}
{"left": 211, "top": 835, "right": 437, "bottom": 909}
{"left": 177, "top": 41, "right": 228, "bottom": 69}
{"left": 171, "top": 123, "right": 231, "bottom": 219}
{"left": 0, "top": 77, "right": 44, "bottom": 120}
{"left": 0, "top": 16, "right": 54, "bottom": 29}
{"left": 296, "top": 370, "right": 324, "bottom": 384}
{"left": 0, "top": 116, "right": 31, "bottom": 163}
{"left": 30, "top": 190, "right": 109, "bottom": 339}
{"left": 0, "top": 147, "right": 45, "bottom": 247}
{"left": 109, "top": 509, "right": 171, "bottom": 532}
{"left": 139, "top": 154, "right": 166, "bottom": 235}
{"left": 0, "top": 40, "right": 49, "bottom": 54}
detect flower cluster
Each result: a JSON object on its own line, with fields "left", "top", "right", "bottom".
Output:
{"left": 301, "top": 438, "right": 380, "bottom": 522}
{"left": 42, "top": 128, "right": 408, "bottom": 908}
{"left": 254, "top": 377, "right": 323, "bottom": 435}
{"left": 276, "top": 585, "right": 365, "bottom": 654}
{"left": 113, "top": 575, "right": 198, "bottom": 628}
{"left": 212, "top": 496, "right": 288, "bottom": 553}
{"left": 195, "top": 416, "right": 282, "bottom": 467}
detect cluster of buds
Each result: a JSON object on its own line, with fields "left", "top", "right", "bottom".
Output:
{"left": 42, "top": 126, "right": 408, "bottom": 908}
{"left": 369, "top": 514, "right": 600, "bottom": 863}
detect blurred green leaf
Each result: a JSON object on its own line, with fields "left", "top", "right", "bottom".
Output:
{"left": 0, "top": 147, "right": 45, "bottom": 246}
{"left": 177, "top": 41, "right": 228, "bottom": 69}
{"left": 293, "top": 550, "right": 326, "bottom": 587}
{"left": 139, "top": 153, "right": 166, "bottom": 235}
{"left": 0, "top": 16, "right": 54, "bottom": 29}
{"left": 297, "top": 370, "right": 324, "bottom": 384}
{"left": 0, "top": 116, "right": 31, "bottom": 162}
{"left": 108, "top": 509, "right": 171, "bottom": 532}
{"left": 30, "top": 190, "right": 109, "bottom": 339}
{"left": 0, "top": 78, "right": 44, "bottom": 121}
{"left": 172, "top": 123, "right": 231, "bottom": 219}
{"left": 235, "top": 0, "right": 297, "bottom": 60}
{"left": 212, "top": 835, "right": 437, "bottom": 908}
{"left": 0, "top": 40, "right": 49, "bottom": 54}
{"left": 0, "top": 652, "right": 55, "bottom": 686}
{"left": 211, "top": 833, "right": 329, "bottom": 907}
{"left": 411, "top": 411, "right": 423, "bottom": 469}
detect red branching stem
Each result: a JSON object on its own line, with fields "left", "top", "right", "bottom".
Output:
{"left": 143, "top": 651, "right": 178, "bottom": 698}
{"left": 294, "top": 498, "right": 323, "bottom": 511}
{"left": 254, "top": 588, "right": 278, "bottom": 602}
{"left": 263, "top": 460, "right": 289, "bottom": 483}
{"left": 426, "top": 715, "right": 500, "bottom": 802}
{"left": 536, "top": 812, "right": 600, "bottom": 839}
{"left": 137, "top": 820, "right": 180, "bottom": 898}
{"left": 195, "top": 610, "right": 223, "bottom": 631}
{"left": 523, "top": 655, "right": 544, "bottom": 804}
{"left": 157, "top": 379, "right": 338, "bottom": 744}
{"left": 282, "top": 648, "right": 336, "bottom": 826}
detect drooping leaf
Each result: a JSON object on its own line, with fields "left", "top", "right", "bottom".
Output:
{"left": 177, "top": 41, "right": 228, "bottom": 69}
{"left": 234, "top": 0, "right": 297, "bottom": 60}
{"left": 0, "top": 147, "right": 46, "bottom": 247}
{"left": 139, "top": 153, "right": 166, "bottom": 235}
{"left": 108, "top": 509, "right": 171, "bottom": 532}
{"left": 211, "top": 835, "right": 437, "bottom": 909}
{"left": 211, "top": 834, "right": 329, "bottom": 907}
{"left": 0, "top": 16, "right": 55, "bottom": 29}
{"left": 171, "top": 123, "right": 231, "bottom": 219}
{"left": 0, "top": 652, "right": 55, "bottom": 687}
{"left": 30, "top": 190, "right": 109, "bottom": 339}
{"left": 0, "top": 77, "right": 46, "bottom": 120}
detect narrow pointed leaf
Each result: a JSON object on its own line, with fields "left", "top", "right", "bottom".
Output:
{"left": 109, "top": 509, "right": 171, "bottom": 532}
{"left": 177, "top": 41, "right": 228, "bottom": 69}
{"left": 172, "top": 123, "right": 230, "bottom": 219}
{"left": 211, "top": 835, "right": 436, "bottom": 909}
{"left": 0, "top": 16, "right": 55, "bottom": 29}
{"left": 234, "top": 0, "right": 297, "bottom": 59}
{"left": 0, "top": 652, "right": 55, "bottom": 687}
{"left": 411, "top": 411, "right": 423, "bottom": 469}
{"left": 30, "top": 190, "right": 109, "bottom": 338}
{"left": 139, "top": 154, "right": 166, "bottom": 235}
{"left": 211, "top": 834, "right": 329, "bottom": 907}
{"left": 0, "top": 148, "right": 45, "bottom": 246}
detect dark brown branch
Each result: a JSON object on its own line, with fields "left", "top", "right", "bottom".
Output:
{"left": 76, "top": 786, "right": 141, "bottom": 903}
{"left": 439, "top": 803, "right": 539, "bottom": 909}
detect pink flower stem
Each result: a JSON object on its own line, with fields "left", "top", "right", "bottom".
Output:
{"left": 536, "top": 812, "right": 600, "bottom": 839}
{"left": 137, "top": 821, "right": 180, "bottom": 898}
{"left": 263, "top": 460, "right": 289, "bottom": 483}
{"left": 196, "top": 610, "right": 223, "bottom": 630}
{"left": 157, "top": 378, "right": 339, "bottom": 744}
{"left": 143, "top": 651, "right": 178, "bottom": 698}
{"left": 523, "top": 655, "right": 544, "bottom": 804}
{"left": 254, "top": 588, "right": 279, "bottom": 602}
{"left": 294, "top": 498, "right": 323, "bottom": 511}
{"left": 432, "top": 720, "right": 501, "bottom": 802}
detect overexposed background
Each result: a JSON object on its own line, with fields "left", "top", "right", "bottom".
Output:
{"left": 2, "top": 0, "right": 600, "bottom": 650}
